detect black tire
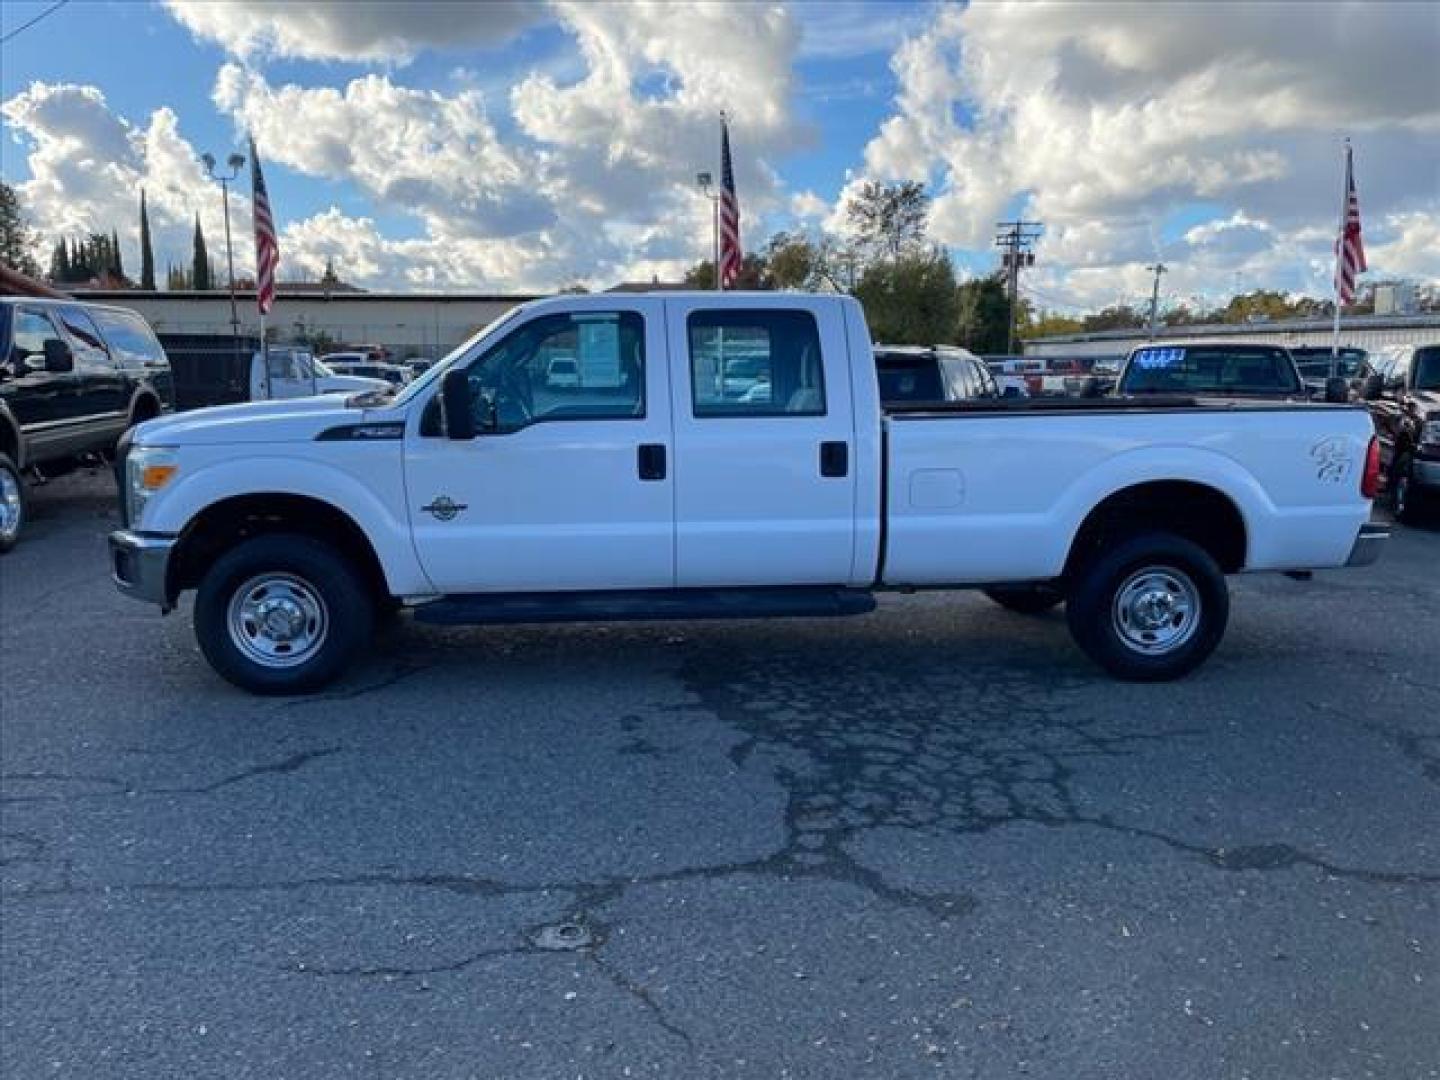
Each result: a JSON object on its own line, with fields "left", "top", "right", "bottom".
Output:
{"left": 1065, "top": 531, "right": 1228, "bottom": 682}
{"left": 1391, "top": 453, "right": 1421, "bottom": 524}
{"left": 0, "top": 453, "right": 25, "bottom": 554}
{"left": 982, "top": 583, "right": 1064, "bottom": 614}
{"left": 194, "top": 534, "right": 374, "bottom": 694}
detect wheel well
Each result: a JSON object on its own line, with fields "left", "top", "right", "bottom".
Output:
{"left": 168, "top": 493, "right": 390, "bottom": 601}
{"left": 1065, "top": 481, "right": 1247, "bottom": 576}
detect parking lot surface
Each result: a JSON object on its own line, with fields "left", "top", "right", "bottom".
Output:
{"left": 2, "top": 469, "right": 1438, "bottom": 1079}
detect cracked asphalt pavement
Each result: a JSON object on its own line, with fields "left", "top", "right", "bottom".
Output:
{"left": 2, "top": 470, "right": 1438, "bottom": 1079}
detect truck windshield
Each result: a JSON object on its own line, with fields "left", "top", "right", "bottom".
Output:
{"left": 392, "top": 305, "right": 527, "bottom": 408}
{"left": 1120, "top": 345, "right": 1301, "bottom": 396}
{"left": 1291, "top": 347, "right": 1366, "bottom": 379}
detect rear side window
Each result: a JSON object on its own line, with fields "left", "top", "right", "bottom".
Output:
{"left": 1121, "top": 346, "right": 1301, "bottom": 395}
{"left": 688, "top": 309, "right": 825, "bottom": 417}
{"left": 876, "top": 355, "right": 945, "bottom": 403}
{"left": 89, "top": 308, "right": 167, "bottom": 369}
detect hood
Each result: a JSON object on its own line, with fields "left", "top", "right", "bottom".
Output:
{"left": 133, "top": 395, "right": 396, "bottom": 446}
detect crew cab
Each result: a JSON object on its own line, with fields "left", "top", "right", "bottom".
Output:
{"left": 108, "top": 293, "right": 1386, "bottom": 693}
{"left": 1358, "top": 342, "right": 1440, "bottom": 521}
{"left": 2, "top": 297, "right": 173, "bottom": 552}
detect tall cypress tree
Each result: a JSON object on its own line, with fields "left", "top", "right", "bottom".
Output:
{"left": 139, "top": 190, "right": 156, "bottom": 290}
{"left": 111, "top": 228, "right": 124, "bottom": 279}
{"left": 191, "top": 214, "right": 211, "bottom": 290}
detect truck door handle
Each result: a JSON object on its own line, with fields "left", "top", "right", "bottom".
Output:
{"left": 637, "top": 443, "right": 667, "bottom": 481}
{"left": 820, "top": 441, "right": 848, "bottom": 478}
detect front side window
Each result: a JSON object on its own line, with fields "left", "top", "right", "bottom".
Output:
{"left": 90, "top": 308, "right": 166, "bottom": 369}
{"left": 55, "top": 306, "right": 113, "bottom": 368}
{"left": 464, "top": 310, "right": 644, "bottom": 433}
{"left": 9, "top": 310, "right": 65, "bottom": 367}
{"left": 688, "top": 309, "right": 824, "bottom": 417}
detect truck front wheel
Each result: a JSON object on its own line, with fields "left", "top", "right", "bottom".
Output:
{"left": 1066, "top": 531, "right": 1228, "bottom": 681}
{"left": 0, "top": 453, "right": 25, "bottom": 554}
{"left": 194, "top": 534, "right": 374, "bottom": 694}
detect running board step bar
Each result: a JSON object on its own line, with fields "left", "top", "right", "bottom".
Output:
{"left": 413, "top": 587, "right": 877, "bottom": 627}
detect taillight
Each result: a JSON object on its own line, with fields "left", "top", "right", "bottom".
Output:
{"left": 1361, "top": 435, "right": 1381, "bottom": 499}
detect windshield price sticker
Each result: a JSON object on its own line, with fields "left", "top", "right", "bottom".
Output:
{"left": 1134, "top": 347, "right": 1186, "bottom": 370}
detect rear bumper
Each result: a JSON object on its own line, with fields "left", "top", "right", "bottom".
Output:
{"left": 109, "top": 530, "right": 176, "bottom": 609}
{"left": 1345, "top": 522, "right": 1390, "bottom": 568}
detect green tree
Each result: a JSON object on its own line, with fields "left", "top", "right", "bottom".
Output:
{"left": 854, "top": 248, "right": 959, "bottom": 345}
{"left": 138, "top": 190, "right": 156, "bottom": 290}
{"left": 1082, "top": 304, "right": 1146, "bottom": 332}
{"left": 683, "top": 252, "right": 771, "bottom": 290}
{"left": 49, "top": 239, "right": 70, "bottom": 282}
{"left": 846, "top": 180, "right": 930, "bottom": 263}
{"left": 1022, "top": 310, "right": 1084, "bottom": 339}
{"left": 955, "top": 276, "right": 1012, "bottom": 353}
{"left": 0, "top": 181, "right": 42, "bottom": 276}
{"left": 191, "top": 214, "right": 211, "bottom": 290}
{"left": 111, "top": 228, "right": 125, "bottom": 279}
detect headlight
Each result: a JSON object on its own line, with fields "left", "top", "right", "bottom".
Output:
{"left": 126, "top": 447, "right": 179, "bottom": 526}
{"left": 1422, "top": 420, "right": 1440, "bottom": 447}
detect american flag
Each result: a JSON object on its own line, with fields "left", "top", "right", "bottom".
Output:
{"left": 1334, "top": 142, "right": 1366, "bottom": 306}
{"left": 719, "top": 117, "right": 741, "bottom": 289}
{"left": 249, "top": 136, "right": 279, "bottom": 315}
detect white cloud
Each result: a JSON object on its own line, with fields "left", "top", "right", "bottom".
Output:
{"left": 1, "top": 82, "right": 251, "bottom": 279}
{"left": 163, "top": 1, "right": 541, "bottom": 63}
{"left": 858, "top": 0, "right": 1440, "bottom": 307}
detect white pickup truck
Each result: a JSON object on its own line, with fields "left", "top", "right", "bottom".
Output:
{"left": 109, "top": 293, "right": 1387, "bottom": 693}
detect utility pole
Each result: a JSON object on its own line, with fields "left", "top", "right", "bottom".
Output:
{"left": 1146, "top": 262, "right": 1167, "bottom": 339}
{"left": 202, "top": 151, "right": 247, "bottom": 370}
{"left": 994, "top": 220, "right": 1042, "bottom": 354}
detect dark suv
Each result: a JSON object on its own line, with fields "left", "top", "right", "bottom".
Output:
{"left": 1, "top": 297, "right": 174, "bottom": 551}
{"left": 1359, "top": 343, "right": 1440, "bottom": 522}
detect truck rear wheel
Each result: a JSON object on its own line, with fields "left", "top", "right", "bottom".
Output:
{"left": 1066, "top": 531, "right": 1228, "bottom": 681}
{"left": 982, "top": 584, "right": 1064, "bottom": 614}
{"left": 0, "top": 453, "right": 25, "bottom": 554}
{"left": 194, "top": 534, "right": 373, "bottom": 694}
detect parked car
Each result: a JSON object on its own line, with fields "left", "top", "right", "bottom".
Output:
{"left": 320, "top": 354, "right": 412, "bottom": 386}
{"left": 1, "top": 297, "right": 174, "bottom": 552}
{"left": 874, "top": 345, "right": 1013, "bottom": 405}
{"left": 251, "top": 348, "right": 391, "bottom": 400}
{"left": 1114, "top": 341, "right": 1324, "bottom": 401}
{"left": 1358, "top": 342, "right": 1440, "bottom": 521}
{"left": 1291, "top": 346, "right": 1368, "bottom": 397}
{"left": 109, "top": 292, "right": 1384, "bottom": 693}
{"left": 545, "top": 356, "right": 581, "bottom": 388}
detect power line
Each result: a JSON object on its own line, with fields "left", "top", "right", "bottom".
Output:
{"left": 1, "top": 0, "right": 70, "bottom": 46}
{"left": 994, "top": 220, "right": 1042, "bottom": 354}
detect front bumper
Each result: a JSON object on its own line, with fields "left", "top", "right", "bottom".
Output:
{"left": 109, "top": 530, "right": 177, "bottom": 609}
{"left": 1345, "top": 522, "right": 1390, "bottom": 568}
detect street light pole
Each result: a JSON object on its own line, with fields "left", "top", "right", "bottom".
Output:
{"left": 696, "top": 172, "right": 720, "bottom": 291}
{"left": 202, "top": 151, "right": 247, "bottom": 376}
{"left": 1146, "top": 262, "right": 1168, "bottom": 340}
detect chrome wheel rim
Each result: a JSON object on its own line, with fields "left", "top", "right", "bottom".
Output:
{"left": 226, "top": 573, "right": 328, "bottom": 668}
{"left": 1112, "top": 565, "right": 1201, "bottom": 656}
{"left": 0, "top": 468, "right": 21, "bottom": 542}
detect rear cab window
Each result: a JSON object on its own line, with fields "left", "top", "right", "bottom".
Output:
{"left": 688, "top": 309, "right": 825, "bottom": 416}
{"left": 1120, "top": 345, "right": 1302, "bottom": 396}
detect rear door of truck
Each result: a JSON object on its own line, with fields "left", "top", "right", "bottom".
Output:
{"left": 665, "top": 297, "right": 857, "bottom": 586}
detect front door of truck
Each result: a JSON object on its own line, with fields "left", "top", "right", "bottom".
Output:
{"left": 665, "top": 299, "right": 857, "bottom": 587}
{"left": 405, "top": 301, "right": 674, "bottom": 594}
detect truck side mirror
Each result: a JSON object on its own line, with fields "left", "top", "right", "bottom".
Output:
{"left": 42, "top": 338, "right": 74, "bottom": 374}
{"left": 440, "top": 368, "right": 477, "bottom": 440}
{"left": 1360, "top": 373, "right": 1383, "bottom": 401}
{"left": 1323, "top": 376, "right": 1350, "bottom": 404}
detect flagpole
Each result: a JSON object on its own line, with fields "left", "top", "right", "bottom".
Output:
{"left": 716, "top": 110, "right": 725, "bottom": 293}
{"left": 1330, "top": 139, "right": 1350, "bottom": 380}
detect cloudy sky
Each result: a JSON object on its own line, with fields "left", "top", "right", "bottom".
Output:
{"left": 2, "top": 0, "right": 1436, "bottom": 311}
